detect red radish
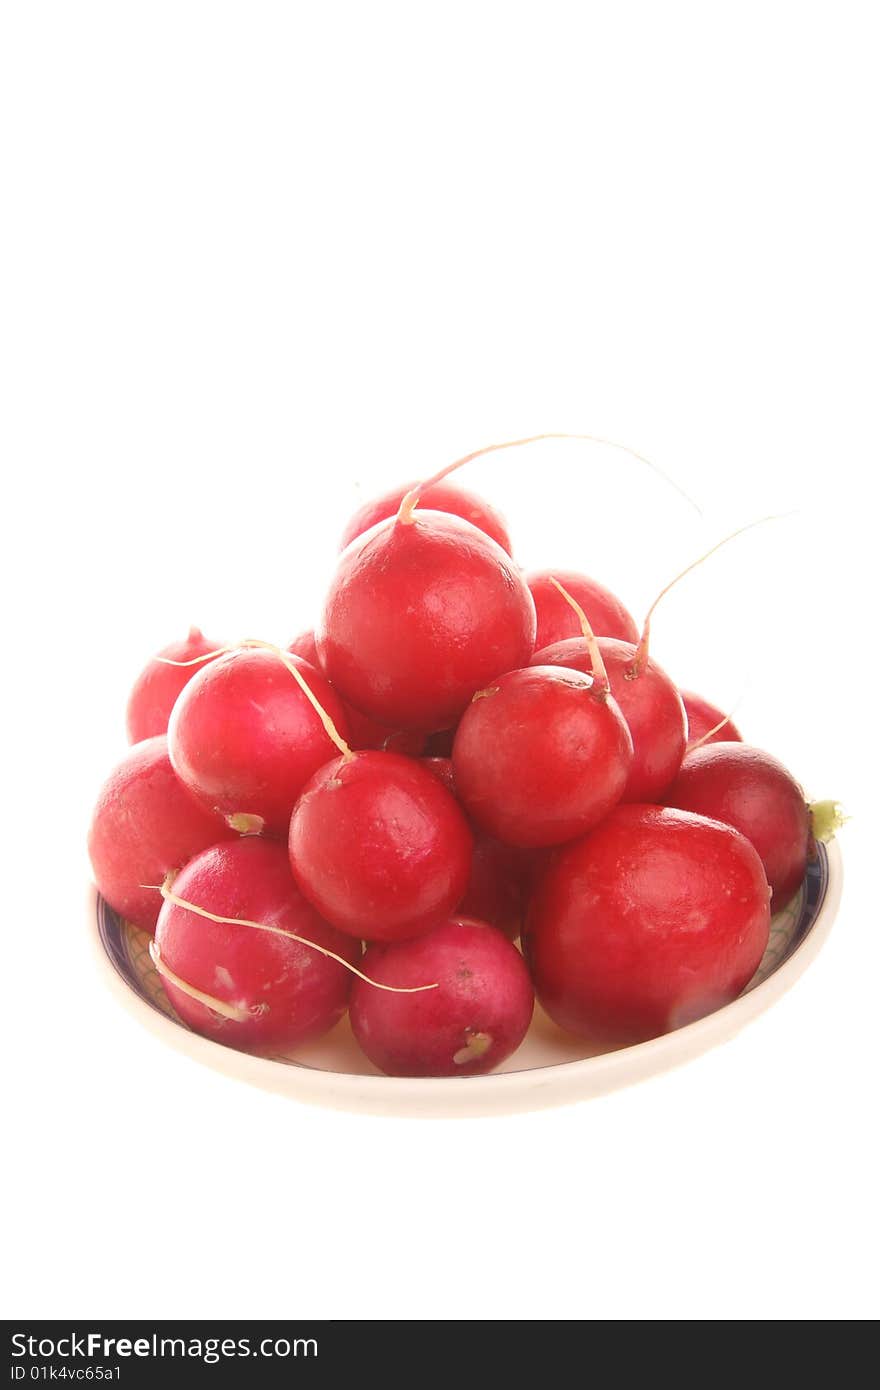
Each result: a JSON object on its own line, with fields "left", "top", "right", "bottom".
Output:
{"left": 317, "top": 510, "right": 536, "bottom": 731}
{"left": 421, "top": 755, "right": 457, "bottom": 796}
{"left": 665, "top": 742, "right": 813, "bottom": 911}
{"left": 125, "top": 626, "right": 224, "bottom": 744}
{"left": 88, "top": 735, "right": 237, "bottom": 931}
{"left": 152, "top": 838, "right": 361, "bottom": 1053}
{"left": 340, "top": 480, "right": 513, "bottom": 555}
{"left": 461, "top": 839, "right": 528, "bottom": 941}
{"left": 518, "top": 844, "right": 559, "bottom": 894}
{"left": 422, "top": 758, "right": 527, "bottom": 939}
{"left": 525, "top": 804, "right": 771, "bottom": 1044}
{"left": 289, "top": 750, "right": 474, "bottom": 942}
{"left": 527, "top": 569, "right": 638, "bottom": 650}
{"left": 682, "top": 690, "right": 743, "bottom": 749}
{"left": 531, "top": 636, "right": 686, "bottom": 802}
{"left": 350, "top": 917, "right": 534, "bottom": 1076}
{"left": 287, "top": 631, "right": 426, "bottom": 754}
{"left": 452, "top": 614, "right": 633, "bottom": 847}
{"left": 168, "top": 646, "right": 351, "bottom": 838}
{"left": 288, "top": 630, "right": 320, "bottom": 665}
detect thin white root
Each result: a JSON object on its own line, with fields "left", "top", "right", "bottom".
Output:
{"left": 157, "top": 881, "right": 438, "bottom": 994}
{"left": 396, "top": 432, "right": 703, "bottom": 524}
{"left": 688, "top": 710, "right": 739, "bottom": 751}
{"left": 158, "top": 638, "right": 354, "bottom": 762}
{"left": 268, "top": 642, "right": 354, "bottom": 762}
{"left": 549, "top": 578, "right": 610, "bottom": 697}
{"left": 148, "top": 940, "right": 259, "bottom": 1022}
{"left": 633, "top": 514, "right": 790, "bottom": 676}
{"left": 156, "top": 646, "right": 231, "bottom": 667}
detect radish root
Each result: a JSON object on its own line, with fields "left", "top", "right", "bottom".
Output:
{"left": 549, "top": 577, "right": 610, "bottom": 698}
{"left": 396, "top": 432, "right": 703, "bottom": 525}
{"left": 154, "top": 878, "right": 439, "bottom": 995}
{"left": 157, "top": 639, "right": 354, "bottom": 762}
{"left": 687, "top": 706, "right": 742, "bottom": 751}
{"left": 148, "top": 940, "right": 262, "bottom": 1022}
{"left": 632, "top": 514, "right": 789, "bottom": 677}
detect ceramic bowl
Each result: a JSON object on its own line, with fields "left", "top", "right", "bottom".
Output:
{"left": 90, "top": 838, "right": 842, "bottom": 1118}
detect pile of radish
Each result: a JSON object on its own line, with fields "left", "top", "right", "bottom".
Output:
{"left": 88, "top": 438, "right": 841, "bottom": 1079}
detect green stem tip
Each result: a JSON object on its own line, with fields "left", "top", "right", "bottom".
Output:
{"left": 809, "top": 799, "right": 847, "bottom": 844}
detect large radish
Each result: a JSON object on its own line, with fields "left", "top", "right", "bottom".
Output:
{"left": 524, "top": 804, "right": 771, "bottom": 1044}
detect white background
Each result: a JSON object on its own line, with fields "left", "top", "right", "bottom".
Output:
{"left": 2, "top": 2, "right": 877, "bottom": 1321}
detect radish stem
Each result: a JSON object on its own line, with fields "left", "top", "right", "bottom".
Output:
{"left": 809, "top": 800, "right": 847, "bottom": 844}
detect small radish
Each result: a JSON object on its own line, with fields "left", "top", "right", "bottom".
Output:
{"left": 682, "top": 690, "right": 743, "bottom": 749}
{"left": 125, "top": 626, "right": 224, "bottom": 744}
{"left": 152, "top": 838, "right": 362, "bottom": 1053}
{"left": 527, "top": 569, "right": 639, "bottom": 650}
{"left": 288, "top": 630, "right": 321, "bottom": 664}
{"left": 317, "top": 509, "right": 536, "bottom": 731}
{"left": 350, "top": 917, "right": 534, "bottom": 1076}
{"left": 339, "top": 480, "right": 513, "bottom": 555}
{"left": 88, "top": 735, "right": 237, "bottom": 932}
{"left": 168, "top": 645, "right": 351, "bottom": 837}
{"left": 664, "top": 742, "right": 835, "bottom": 911}
{"left": 531, "top": 635, "right": 686, "bottom": 803}
{"left": 422, "top": 757, "right": 527, "bottom": 939}
{"left": 525, "top": 804, "right": 771, "bottom": 1044}
{"left": 452, "top": 607, "right": 633, "bottom": 848}
{"left": 289, "top": 750, "right": 474, "bottom": 942}
{"left": 287, "top": 631, "right": 425, "bottom": 755}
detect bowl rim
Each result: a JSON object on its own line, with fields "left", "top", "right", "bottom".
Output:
{"left": 88, "top": 837, "right": 843, "bottom": 1118}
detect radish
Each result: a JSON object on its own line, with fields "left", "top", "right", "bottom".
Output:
{"left": 682, "top": 690, "right": 743, "bottom": 749}
{"left": 168, "top": 645, "right": 351, "bottom": 837}
{"left": 350, "top": 917, "right": 534, "bottom": 1076}
{"left": 530, "top": 635, "right": 686, "bottom": 802}
{"left": 287, "top": 630, "right": 321, "bottom": 665}
{"left": 152, "top": 838, "right": 362, "bottom": 1052}
{"left": 287, "top": 631, "right": 425, "bottom": 754}
{"left": 420, "top": 755, "right": 458, "bottom": 796}
{"left": 125, "top": 625, "right": 224, "bottom": 744}
{"left": 422, "top": 757, "right": 527, "bottom": 939}
{"left": 317, "top": 510, "right": 535, "bottom": 731}
{"left": 88, "top": 735, "right": 236, "bottom": 931}
{"left": 339, "top": 480, "right": 513, "bottom": 555}
{"left": 524, "top": 804, "right": 771, "bottom": 1044}
{"left": 527, "top": 569, "right": 639, "bottom": 650}
{"left": 452, "top": 606, "right": 634, "bottom": 848}
{"left": 318, "top": 431, "right": 700, "bottom": 732}
{"left": 289, "top": 750, "right": 474, "bottom": 942}
{"left": 664, "top": 742, "right": 832, "bottom": 911}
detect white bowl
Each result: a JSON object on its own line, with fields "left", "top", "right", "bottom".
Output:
{"left": 90, "top": 838, "right": 842, "bottom": 1118}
